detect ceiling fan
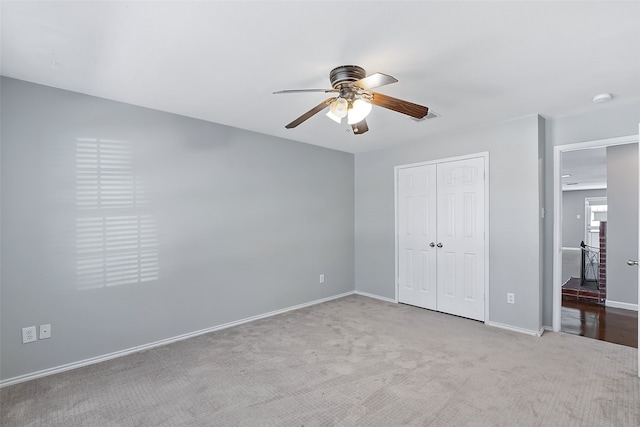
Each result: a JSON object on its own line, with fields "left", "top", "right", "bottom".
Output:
{"left": 274, "top": 65, "right": 429, "bottom": 135}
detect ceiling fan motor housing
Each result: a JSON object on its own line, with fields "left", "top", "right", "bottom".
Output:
{"left": 329, "top": 65, "right": 366, "bottom": 91}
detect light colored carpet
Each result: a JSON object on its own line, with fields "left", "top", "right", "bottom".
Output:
{"left": 1, "top": 295, "right": 639, "bottom": 426}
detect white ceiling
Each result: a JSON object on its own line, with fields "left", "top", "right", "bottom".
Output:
{"left": 2, "top": 1, "right": 639, "bottom": 154}
{"left": 561, "top": 148, "right": 607, "bottom": 192}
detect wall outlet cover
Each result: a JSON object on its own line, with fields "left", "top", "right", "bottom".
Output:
{"left": 40, "top": 324, "right": 51, "bottom": 339}
{"left": 22, "top": 326, "right": 37, "bottom": 344}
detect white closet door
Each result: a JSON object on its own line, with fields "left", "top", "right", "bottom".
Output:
{"left": 436, "top": 157, "right": 485, "bottom": 321}
{"left": 397, "top": 165, "right": 438, "bottom": 310}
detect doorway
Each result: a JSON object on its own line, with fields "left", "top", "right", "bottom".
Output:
{"left": 584, "top": 197, "right": 607, "bottom": 249}
{"left": 552, "top": 136, "right": 639, "bottom": 358}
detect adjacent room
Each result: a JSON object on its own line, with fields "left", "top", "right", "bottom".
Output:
{"left": 1, "top": 1, "right": 639, "bottom": 425}
{"left": 560, "top": 146, "right": 639, "bottom": 347}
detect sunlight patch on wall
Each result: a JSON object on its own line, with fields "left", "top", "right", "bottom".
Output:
{"left": 76, "top": 215, "right": 159, "bottom": 289}
{"left": 76, "top": 138, "right": 148, "bottom": 209}
{"left": 75, "top": 138, "right": 159, "bottom": 290}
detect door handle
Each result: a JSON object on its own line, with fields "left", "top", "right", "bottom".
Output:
{"left": 437, "top": 243, "right": 443, "bottom": 248}
{"left": 627, "top": 260, "right": 639, "bottom": 266}
{"left": 429, "top": 242, "right": 435, "bottom": 247}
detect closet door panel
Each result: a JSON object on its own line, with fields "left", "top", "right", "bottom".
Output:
{"left": 436, "top": 157, "right": 485, "bottom": 321}
{"left": 397, "top": 165, "right": 437, "bottom": 310}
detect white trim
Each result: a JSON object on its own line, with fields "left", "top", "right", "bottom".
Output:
{"left": 552, "top": 134, "right": 638, "bottom": 332}
{"left": 563, "top": 183, "right": 607, "bottom": 192}
{"left": 394, "top": 151, "right": 490, "bottom": 322}
{"left": 484, "top": 154, "right": 491, "bottom": 324}
{"left": 0, "top": 291, "right": 354, "bottom": 388}
{"left": 354, "top": 290, "right": 397, "bottom": 304}
{"left": 394, "top": 152, "right": 490, "bottom": 170}
{"left": 584, "top": 196, "right": 607, "bottom": 246}
{"left": 486, "top": 321, "right": 544, "bottom": 337}
{"left": 605, "top": 299, "right": 639, "bottom": 312}
{"left": 394, "top": 165, "right": 400, "bottom": 303}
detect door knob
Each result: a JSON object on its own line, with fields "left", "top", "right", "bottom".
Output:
{"left": 429, "top": 242, "right": 435, "bottom": 247}
{"left": 437, "top": 243, "right": 443, "bottom": 248}
{"left": 627, "top": 260, "right": 639, "bottom": 266}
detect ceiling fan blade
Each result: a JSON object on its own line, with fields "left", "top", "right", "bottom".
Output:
{"left": 369, "top": 92, "right": 429, "bottom": 119}
{"left": 354, "top": 73, "right": 398, "bottom": 90}
{"left": 274, "top": 89, "right": 337, "bottom": 94}
{"left": 351, "top": 119, "right": 369, "bottom": 135}
{"left": 285, "top": 97, "right": 336, "bottom": 129}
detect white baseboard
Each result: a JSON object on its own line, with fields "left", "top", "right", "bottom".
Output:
{"left": 485, "top": 321, "right": 543, "bottom": 337}
{"left": 354, "top": 290, "right": 397, "bottom": 303}
{"left": 605, "top": 299, "right": 639, "bottom": 312}
{"left": 0, "top": 291, "right": 355, "bottom": 388}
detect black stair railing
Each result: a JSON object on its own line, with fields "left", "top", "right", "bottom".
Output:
{"left": 580, "top": 240, "right": 599, "bottom": 289}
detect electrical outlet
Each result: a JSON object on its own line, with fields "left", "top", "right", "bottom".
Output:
{"left": 507, "top": 293, "right": 515, "bottom": 304}
{"left": 319, "top": 274, "right": 325, "bottom": 284}
{"left": 40, "top": 324, "right": 51, "bottom": 339}
{"left": 22, "top": 326, "right": 37, "bottom": 344}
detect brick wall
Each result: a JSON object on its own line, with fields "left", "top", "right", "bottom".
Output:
{"left": 598, "top": 221, "right": 607, "bottom": 302}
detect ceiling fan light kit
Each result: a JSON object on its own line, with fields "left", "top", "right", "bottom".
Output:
{"left": 326, "top": 97, "right": 348, "bottom": 123}
{"left": 347, "top": 99, "right": 372, "bottom": 124}
{"left": 274, "top": 65, "right": 429, "bottom": 135}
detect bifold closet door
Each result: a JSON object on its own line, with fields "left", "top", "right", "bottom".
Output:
{"left": 435, "top": 157, "right": 485, "bottom": 321}
{"left": 397, "top": 165, "right": 438, "bottom": 310}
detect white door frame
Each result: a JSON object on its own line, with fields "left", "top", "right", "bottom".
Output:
{"left": 552, "top": 134, "right": 638, "bottom": 333}
{"left": 394, "top": 151, "right": 490, "bottom": 322}
{"left": 637, "top": 123, "right": 640, "bottom": 378}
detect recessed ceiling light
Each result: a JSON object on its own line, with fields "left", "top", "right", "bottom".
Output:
{"left": 561, "top": 174, "right": 572, "bottom": 178}
{"left": 593, "top": 93, "right": 613, "bottom": 103}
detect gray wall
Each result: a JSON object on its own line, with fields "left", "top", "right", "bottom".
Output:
{"left": 562, "top": 189, "right": 607, "bottom": 248}
{"left": 538, "top": 118, "right": 546, "bottom": 327}
{"left": 0, "top": 78, "right": 355, "bottom": 381}
{"left": 606, "top": 143, "right": 639, "bottom": 306}
{"left": 542, "top": 99, "right": 640, "bottom": 326}
{"left": 355, "top": 115, "right": 544, "bottom": 333}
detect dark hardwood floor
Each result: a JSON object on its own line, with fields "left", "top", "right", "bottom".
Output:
{"left": 561, "top": 300, "right": 638, "bottom": 348}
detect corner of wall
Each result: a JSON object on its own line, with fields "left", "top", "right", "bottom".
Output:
{"left": 538, "top": 115, "right": 546, "bottom": 331}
